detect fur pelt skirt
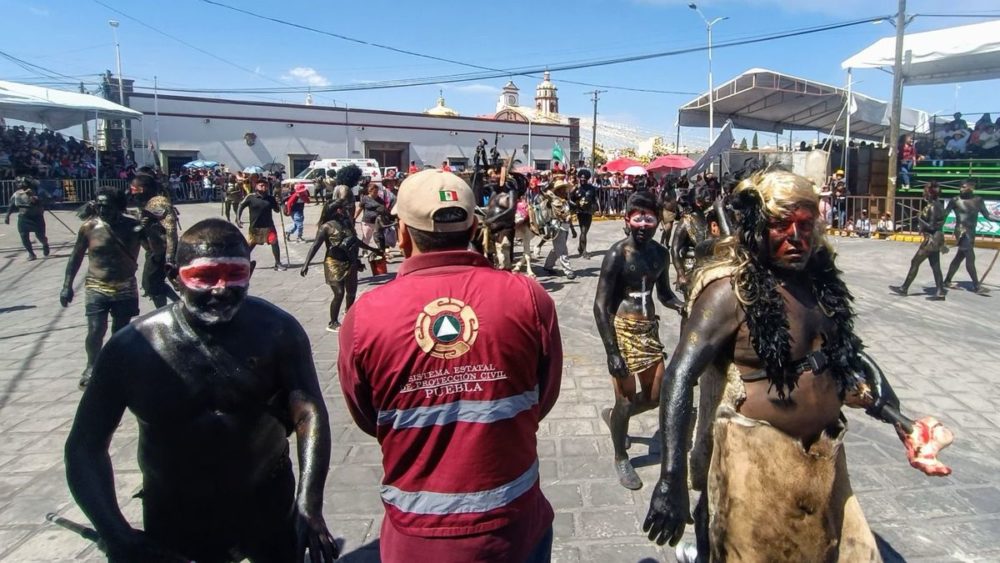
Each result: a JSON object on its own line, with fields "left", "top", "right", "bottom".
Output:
{"left": 707, "top": 406, "right": 882, "bottom": 563}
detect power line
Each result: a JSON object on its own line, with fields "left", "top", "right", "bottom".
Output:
{"left": 132, "top": 14, "right": 891, "bottom": 96}
{"left": 0, "top": 50, "right": 87, "bottom": 83}
{"left": 196, "top": 0, "right": 696, "bottom": 95}
{"left": 90, "top": 0, "right": 282, "bottom": 86}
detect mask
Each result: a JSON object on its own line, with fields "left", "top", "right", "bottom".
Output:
{"left": 177, "top": 257, "right": 252, "bottom": 324}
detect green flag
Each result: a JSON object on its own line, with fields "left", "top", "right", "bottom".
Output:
{"left": 552, "top": 142, "right": 565, "bottom": 165}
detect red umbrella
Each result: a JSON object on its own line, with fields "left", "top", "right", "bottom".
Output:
{"left": 603, "top": 157, "right": 643, "bottom": 173}
{"left": 646, "top": 154, "right": 696, "bottom": 172}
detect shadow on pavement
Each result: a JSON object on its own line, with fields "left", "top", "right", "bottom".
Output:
{"left": 338, "top": 539, "right": 380, "bottom": 562}
{"left": 875, "top": 532, "right": 906, "bottom": 562}
{"left": 0, "top": 305, "right": 36, "bottom": 314}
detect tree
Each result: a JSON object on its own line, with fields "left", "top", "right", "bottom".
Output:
{"left": 650, "top": 136, "right": 669, "bottom": 157}
{"left": 591, "top": 143, "right": 607, "bottom": 167}
{"left": 739, "top": 137, "right": 748, "bottom": 150}
{"left": 619, "top": 146, "right": 638, "bottom": 159}
{"left": 751, "top": 132, "right": 759, "bottom": 150}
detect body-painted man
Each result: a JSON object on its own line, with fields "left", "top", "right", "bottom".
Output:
{"left": 64, "top": 218, "right": 338, "bottom": 563}
{"left": 943, "top": 180, "right": 999, "bottom": 294}
{"left": 237, "top": 180, "right": 285, "bottom": 271}
{"left": 61, "top": 187, "right": 144, "bottom": 389}
{"left": 482, "top": 173, "right": 523, "bottom": 271}
{"left": 670, "top": 185, "right": 714, "bottom": 295}
{"left": 4, "top": 176, "right": 49, "bottom": 261}
{"left": 301, "top": 199, "right": 380, "bottom": 332}
{"left": 131, "top": 174, "right": 180, "bottom": 308}
{"left": 541, "top": 180, "right": 576, "bottom": 279}
{"left": 328, "top": 164, "right": 362, "bottom": 219}
{"left": 642, "top": 170, "right": 953, "bottom": 562}
{"left": 891, "top": 182, "right": 947, "bottom": 300}
{"left": 224, "top": 173, "right": 247, "bottom": 221}
{"left": 570, "top": 169, "right": 599, "bottom": 259}
{"left": 594, "top": 192, "right": 684, "bottom": 489}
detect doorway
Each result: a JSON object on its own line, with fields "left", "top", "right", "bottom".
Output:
{"left": 162, "top": 150, "right": 199, "bottom": 174}
{"left": 365, "top": 141, "right": 409, "bottom": 171}
{"left": 288, "top": 154, "right": 318, "bottom": 178}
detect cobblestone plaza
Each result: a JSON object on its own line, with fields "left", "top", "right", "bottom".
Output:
{"left": 0, "top": 203, "right": 998, "bottom": 562}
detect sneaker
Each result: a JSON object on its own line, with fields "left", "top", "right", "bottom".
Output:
{"left": 78, "top": 367, "right": 92, "bottom": 390}
{"left": 888, "top": 285, "right": 908, "bottom": 296}
{"left": 614, "top": 458, "right": 642, "bottom": 490}
{"left": 296, "top": 237, "right": 305, "bottom": 243}
{"left": 274, "top": 263, "right": 287, "bottom": 271}
{"left": 930, "top": 291, "right": 946, "bottom": 301}
{"left": 975, "top": 285, "right": 991, "bottom": 295}
{"left": 326, "top": 321, "right": 341, "bottom": 333}
{"left": 26, "top": 254, "right": 37, "bottom": 261}
{"left": 42, "top": 245, "right": 50, "bottom": 257}
{"left": 675, "top": 541, "right": 699, "bottom": 563}
{"left": 565, "top": 270, "right": 576, "bottom": 280}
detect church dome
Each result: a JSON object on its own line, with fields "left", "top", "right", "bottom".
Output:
{"left": 425, "top": 93, "right": 459, "bottom": 117}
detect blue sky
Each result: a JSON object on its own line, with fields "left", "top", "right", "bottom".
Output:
{"left": 4, "top": 0, "right": 1000, "bottom": 147}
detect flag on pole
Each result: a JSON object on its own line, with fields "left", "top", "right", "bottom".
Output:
{"left": 552, "top": 142, "right": 566, "bottom": 166}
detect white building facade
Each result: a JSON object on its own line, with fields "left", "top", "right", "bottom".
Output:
{"left": 127, "top": 92, "right": 578, "bottom": 175}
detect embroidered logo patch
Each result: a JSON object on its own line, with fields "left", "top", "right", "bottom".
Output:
{"left": 414, "top": 297, "right": 479, "bottom": 359}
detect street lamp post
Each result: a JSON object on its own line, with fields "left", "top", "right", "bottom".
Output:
{"left": 688, "top": 3, "right": 727, "bottom": 144}
{"left": 109, "top": 20, "right": 127, "bottom": 162}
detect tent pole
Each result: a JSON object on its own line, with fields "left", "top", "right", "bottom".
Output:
{"left": 94, "top": 109, "right": 100, "bottom": 188}
{"left": 675, "top": 111, "right": 681, "bottom": 153}
{"left": 886, "top": 0, "right": 907, "bottom": 209}
{"left": 844, "top": 68, "right": 852, "bottom": 178}
{"left": 154, "top": 75, "right": 160, "bottom": 171}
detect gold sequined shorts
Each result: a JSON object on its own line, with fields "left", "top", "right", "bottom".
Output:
{"left": 324, "top": 256, "right": 351, "bottom": 285}
{"left": 613, "top": 315, "right": 664, "bottom": 375}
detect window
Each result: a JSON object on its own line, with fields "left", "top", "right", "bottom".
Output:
{"left": 535, "top": 159, "right": 551, "bottom": 171}
{"left": 447, "top": 157, "right": 469, "bottom": 172}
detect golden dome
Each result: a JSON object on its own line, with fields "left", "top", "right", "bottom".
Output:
{"left": 425, "top": 92, "right": 459, "bottom": 117}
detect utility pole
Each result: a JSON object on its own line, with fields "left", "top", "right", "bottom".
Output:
{"left": 79, "top": 82, "right": 90, "bottom": 142}
{"left": 586, "top": 90, "right": 606, "bottom": 167}
{"left": 886, "top": 0, "right": 907, "bottom": 212}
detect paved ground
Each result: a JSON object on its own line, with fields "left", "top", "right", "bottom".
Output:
{"left": 0, "top": 202, "right": 998, "bottom": 562}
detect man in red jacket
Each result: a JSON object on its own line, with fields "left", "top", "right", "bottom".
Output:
{"left": 338, "top": 169, "right": 562, "bottom": 563}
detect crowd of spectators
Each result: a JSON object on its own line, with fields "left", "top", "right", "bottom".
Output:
{"left": 0, "top": 125, "right": 135, "bottom": 180}
{"left": 922, "top": 112, "right": 1000, "bottom": 161}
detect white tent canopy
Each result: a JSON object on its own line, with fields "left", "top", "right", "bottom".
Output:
{"left": 678, "top": 68, "right": 929, "bottom": 140}
{"left": 842, "top": 20, "right": 1000, "bottom": 85}
{"left": 0, "top": 80, "right": 141, "bottom": 130}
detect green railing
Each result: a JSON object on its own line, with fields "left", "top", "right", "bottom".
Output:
{"left": 905, "top": 158, "right": 1000, "bottom": 196}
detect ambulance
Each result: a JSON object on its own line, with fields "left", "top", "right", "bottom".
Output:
{"left": 281, "top": 158, "right": 382, "bottom": 196}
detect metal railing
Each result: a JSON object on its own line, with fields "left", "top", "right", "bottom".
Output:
{"left": 831, "top": 195, "right": 1000, "bottom": 239}
{"left": 0, "top": 178, "right": 225, "bottom": 207}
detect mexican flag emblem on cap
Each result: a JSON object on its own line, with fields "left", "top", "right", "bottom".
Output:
{"left": 439, "top": 190, "right": 459, "bottom": 202}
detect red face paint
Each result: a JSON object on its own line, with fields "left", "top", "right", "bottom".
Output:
{"left": 178, "top": 258, "right": 251, "bottom": 290}
{"left": 768, "top": 207, "right": 816, "bottom": 269}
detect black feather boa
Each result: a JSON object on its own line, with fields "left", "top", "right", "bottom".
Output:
{"left": 733, "top": 189, "right": 863, "bottom": 399}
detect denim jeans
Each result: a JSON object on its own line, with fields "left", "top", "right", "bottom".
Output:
{"left": 899, "top": 161, "right": 912, "bottom": 187}
{"left": 285, "top": 210, "right": 304, "bottom": 238}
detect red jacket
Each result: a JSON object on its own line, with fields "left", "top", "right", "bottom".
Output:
{"left": 338, "top": 251, "right": 561, "bottom": 561}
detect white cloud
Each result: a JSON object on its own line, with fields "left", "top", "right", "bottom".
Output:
{"left": 29, "top": 5, "right": 50, "bottom": 16}
{"left": 283, "top": 67, "right": 330, "bottom": 87}
{"left": 452, "top": 84, "right": 498, "bottom": 95}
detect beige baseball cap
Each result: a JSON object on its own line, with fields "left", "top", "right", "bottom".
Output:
{"left": 392, "top": 169, "right": 475, "bottom": 232}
